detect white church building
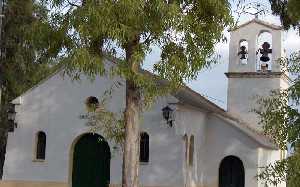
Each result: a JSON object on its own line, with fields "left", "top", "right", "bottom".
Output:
{"left": 0, "top": 19, "right": 288, "bottom": 187}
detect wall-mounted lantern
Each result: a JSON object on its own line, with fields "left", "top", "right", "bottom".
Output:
{"left": 7, "top": 104, "right": 17, "bottom": 132}
{"left": 162, "top": 106, "right": 174, "bottom": 127}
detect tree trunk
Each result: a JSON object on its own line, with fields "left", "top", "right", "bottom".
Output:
{"left": 0, "top": 129, "right": 7, "bottom": 179}
{"left": 0, "top": 0, "right": 7, "bottom": 176}
{"left": 122, "top": 80, "right": 140, "bottom": 187}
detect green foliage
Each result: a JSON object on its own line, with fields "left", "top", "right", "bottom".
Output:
{"left": 0, "top": 0, "right": 56, "bottom": 127}
{"left": 256, "top": 53, "right": 300, "bottom": 186}
{"left": 35, "top": 0, "right": 233, "bottom": 149}
{"left": 269, "top": 0, "right": 300, "bottom": 31}
{"left": 256, "top": 53, "right": 300, "bottom": 187}
{"left": 42, "top": 0, "right": 233, "bottom": 93}
{"left": 81, "top": 84, "right": 125, "bottom": 148}
{"left": 85, "top": 108, "right": 125, "bottom": 149}
{"left": 254, "top": 2, "right": 300, "bottom": 186}
{"left": 257, "top": 151, "right": 300, "bottom": 187}
{"left": 0, "top": 0, "right": 56, "bottom": 105}
{"left": 0, "top": 0, "right": 56, "bottom": 178}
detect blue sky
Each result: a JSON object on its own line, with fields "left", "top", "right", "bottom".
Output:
{"left": 143, "top": 1, "right": 300, "bottom": 109}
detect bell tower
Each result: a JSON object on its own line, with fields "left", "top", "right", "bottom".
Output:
{"left": 226, "top": 19, "right": 289, "bottom": 130}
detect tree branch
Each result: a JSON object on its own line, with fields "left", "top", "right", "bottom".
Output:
{"left": 67, "top": 0, "right": 80, "bottom": 8}
{"left": 142, "top": 33, "right": 153, "bottom": 46}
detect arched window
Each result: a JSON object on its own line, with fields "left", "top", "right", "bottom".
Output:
{"left": 36, "top": 131, "right": 46, "bottom": 160}
{"left": 85, "top": 96, "right": 99, "bottom": 112}
{"left": 183, "top": 134, "right": 188, "bottom": 166}
{"left": 219, "top": 156, "right": 245, "bottom": 187}
{"left": 140, "top": 132, "right": 149, "bottom": 163}
{"left": 257, "top": 31, "right": 272, "bottom": 71}
{"left": 189, "top": 135, "right": 194, "bottom": 166}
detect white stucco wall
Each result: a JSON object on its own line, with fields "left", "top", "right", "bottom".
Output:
{"left": 175, "top": 104, "right": 208, "bottom": 187}
{"left": 227, "top": 77, "right": 285, "bottom": 129}
{"left": 2, "top": 68, "right": 283, "bottom": 187}
{"left": 4, "top": 71, "right": 125, "bottom": 182}
{"left": 203, "top": 114, "right": 261, "bottom": 187}
{"left": 257, "top": 148, "right": 286, "bottom": 187}
{"left": 2, "top": 71, "right": 185, "bottom": 186}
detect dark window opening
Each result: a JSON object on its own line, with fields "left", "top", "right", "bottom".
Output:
{"left": 219, "top": 156, "right": 245, "bottom": 187}
{"left": 85, "top": 96, "right": 99, "bottom": 111}
{"left": 140, "top": 132, "right": 149, "bottom": 163}
{"left": 36, "top": 131, "right": 46, "bottom": 160}
{"left": 183, "top": 134, "right": 188, "bottom": 166}
{"left": 189, "top": 135, "right": 194, "bottom": 166}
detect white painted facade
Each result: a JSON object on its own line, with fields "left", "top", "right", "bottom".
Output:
{"left": 2, "top": 19, "right": 287, "bottom": 187}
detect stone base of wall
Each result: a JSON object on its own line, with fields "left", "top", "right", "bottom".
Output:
{"left": 0, "top": 181, "right": 184, "bottom": 187}
{"left": 0, "top": 181, "right": 67, "bottom": 187}
{"left": 109, "top": 186, "right": 183, "bottom": 187}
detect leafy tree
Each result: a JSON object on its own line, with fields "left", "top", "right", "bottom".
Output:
{"left": 255, "top": 1, "right": 300, "bottom": 186}
{"left": 33, "top": 0, "right": 233, "bottom": 186}
{"left": 0, "top": 0, "right": 54, "bottom": 178}
{"left": 269, "top": 0, "right": 300, "bottom": 31}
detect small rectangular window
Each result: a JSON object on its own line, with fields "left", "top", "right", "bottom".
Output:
{"left": 36, "top": 131, "right": 46, "bottom": 160}
{"left": 140, "top": 132, "right": 149, "bottom": 163}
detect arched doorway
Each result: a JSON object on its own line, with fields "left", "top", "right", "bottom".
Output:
{"left": 72, "top": 133, "right": 111, "bottom": 187}
{"left": 219, "top": 156, "right": 245, "bottom": 187}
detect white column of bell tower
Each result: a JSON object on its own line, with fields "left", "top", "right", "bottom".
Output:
{"left": 272, "top": 30, "right": 284, "bottom": 72}
{"left": 228, "top": 25, "right": 257, "bottom": 72}
{"left": 226, "top": 19, "right": 289, "bottom": 131}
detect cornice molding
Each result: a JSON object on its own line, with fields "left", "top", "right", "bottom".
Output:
{"left": 225, "top": 72, "right": 291, "bottom": 83}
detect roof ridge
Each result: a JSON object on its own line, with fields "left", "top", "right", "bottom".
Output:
{"left": 229, "top": 18, "right": 283, "bottom": 32}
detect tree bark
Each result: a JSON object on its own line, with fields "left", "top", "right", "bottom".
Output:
{"left": 0, "top": 129, "right": 7, "bottom": 179}
{"left": 122, "top": 80, "right": 140, "bottom": 187}
{"left": 0, "top": 0, "right": 7, "bottom": 178}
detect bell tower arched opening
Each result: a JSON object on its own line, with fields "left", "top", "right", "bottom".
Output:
{"left": 238, "top": 40, "right": 249, "bottom": 65}
{"left": 257, "top": 31, "right": 272, "bottom": 72}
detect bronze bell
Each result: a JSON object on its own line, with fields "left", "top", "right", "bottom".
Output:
{"left": 259, "top": 42, "right": 272, "bottom": 62}
{"left": 238, "top": 46, "right": 247, "bottom": 60}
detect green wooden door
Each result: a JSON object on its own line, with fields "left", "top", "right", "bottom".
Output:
{"left": 72, "top": 133, "right": 111, "bottom": 187}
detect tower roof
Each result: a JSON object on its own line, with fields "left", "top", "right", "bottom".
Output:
{"left": 229, "top": 18, "right": 283, "bottom": 32}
